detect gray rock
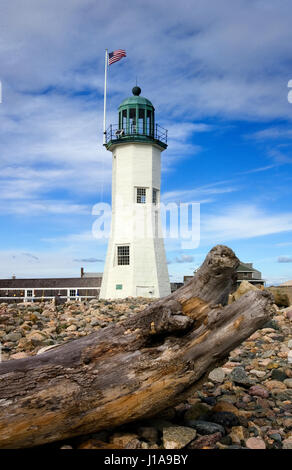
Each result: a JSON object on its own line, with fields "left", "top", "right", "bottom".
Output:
{"left": 230, "top": 367, "right": 252, "bottom": 386}
{"left": 4, "top": 332, "right": 22, "bottom": 342}
{"left": 283, "top": 439, "right": 292, "bottom": 449}
{"left": 269, "top": 433, "right": 282, "bottom": 442}
{"left": 162, "top": 426, "right": 197, "bottom": 449}
{"left": 284, "top": 378, "right": 292, "bottom": 389}
{"left": 188, "top": 420, "right": 225, "bottom": 436}
{"left": 208, "top": 367, "right": 225, "bottom": 383}
{"left": 271, "top": 369, "right": 287, "bottom": 382}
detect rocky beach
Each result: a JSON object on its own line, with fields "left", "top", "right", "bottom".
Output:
{"left": 0, "top": 294, "right": 291, "bottom": 450}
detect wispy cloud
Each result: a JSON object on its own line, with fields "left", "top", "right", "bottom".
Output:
{"left": 202, "top": 204, "right": 292, "bottom": 243}
{"left": 175, "top": 254, "right": 194, "bottom": 263}
{"left": 249, "top": 127, "right": 292, "bottom": 141}
{"left": 278, "top": 256, "right": 292, "bottom": 263}
{"left": 0, "top": 199, "right": 90, "bottom": 216}
{"left": 22, "top": 253, "right": 39, "bottom": 261}
{"left": 162, "top": 180, "right": 238, "bottom": 203}
{"left": 73, "top": 257, "right": 103, "bottom": 263}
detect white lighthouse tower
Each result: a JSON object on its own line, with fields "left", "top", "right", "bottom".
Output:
{"left": 100, "top": 86, "right": 170, "bottom": 299}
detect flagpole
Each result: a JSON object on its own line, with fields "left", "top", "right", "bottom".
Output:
{"left": 103, "top": 49, "right": 108, "bottom": 145}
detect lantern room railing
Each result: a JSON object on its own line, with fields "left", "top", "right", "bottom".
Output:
{"left": 104, "top": 123, "right": 168, "bottom": 147}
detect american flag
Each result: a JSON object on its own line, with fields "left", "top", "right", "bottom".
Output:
{"left": 108, "top": 49, "right": 126, "bottom": 65}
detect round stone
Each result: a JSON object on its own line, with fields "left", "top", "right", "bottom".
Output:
{"left": 271, "top": 369, "right": 287, "bottom": 382}
{"left": 230, "top": 367, "right": 252, "bottom": 386}
{"left": 284, "top": 378, "right": 292, "bottom": 388}
{"left": 286, "top": 310, "right": 292, "bottom": 320}
{"left": 245, "top": 437, "right": 266, "bottom": 449}
{"left": 283, "top": 439, "right": 292, "bottom": 449}
{"left": 249, "top": 385, "right": 269, "bottom": 398}
{"left": 208, "top": 367, "right": 226, "bottom": 383}
{"left": 162, "top": 426, "right": 197, "bottom": 449}
{"left": 4, "top": 332, "right": 22, "bottom": 342}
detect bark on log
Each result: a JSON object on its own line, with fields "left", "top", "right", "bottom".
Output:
{"left": 0, "top": 245, "right": 275, "bottom": 448}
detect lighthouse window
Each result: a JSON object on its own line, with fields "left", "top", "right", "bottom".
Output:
{"left": 122, "top": 109, "right": 127, "bottom": 130}
{"left": 152, "top": 189, "right": 158, "bottom": 204}
{"left": 147, "top": 110, "right": 152, "bottom": 135}
{"left": 117, "top": 246, "right": 130, "bottom": 265}
{"left": 138, "top": 108, "right": 145, "bottom": 134}
{"left": 129, "top": 108, "right": 136, "bottom": 133}
{"left": 137, "top": 187, "right": 146, "bottom": 204}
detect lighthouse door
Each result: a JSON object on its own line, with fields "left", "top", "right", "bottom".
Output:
{"left": 136, "top": 286, "right": 155, "bottom": 298}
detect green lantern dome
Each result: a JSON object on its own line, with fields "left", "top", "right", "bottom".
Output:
{"left": 104, "top": 86, "right": 167, "bottom": 150}
{"left": 118, "top": 88, "right": 155, "bottom": 111}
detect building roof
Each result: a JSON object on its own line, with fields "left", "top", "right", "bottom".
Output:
{"left": 237, "top": 262, "right": 259, "bottom": 273}
{"left": 0, "top": 277, "right": 102, "bottom": 289}
{"left": 82, "top": 273, "right": 103, "bottom": 278}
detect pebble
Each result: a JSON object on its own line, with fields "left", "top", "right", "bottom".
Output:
{"left": 230, "top": 367, "right": 253, "bottom": 386}
{"left": 110, "top": 433, "right": 139, "bottom": 448}
{"left": 270, "top": 369, "right": 287, "bottom": 381}
{"left": 249, "top": 385, "right": 269, "bottom": 398}
{"left": 208, "top": 411, "right": 240, "bottom": 428}
{"left": 208, "top": 368, "right": 225, "bottom": 384}
{"left": 188, "top": 432, "right": 222, "bottom": 449}
{"left": 264, "top": 380, "right": 287, "bottom": 391}
{"left": 282, "top": 439, "right": 292, "bottom": 449}
{"left": 250, "top": 369, "right": 266, "bottom": 378}
{"left": 286, "top": 310, "right": 292, "bottom": 320}
{"left": 162, "top": 426, "right": 197, "bottom": 449}
{"left": 212, "top": 401, "right": 240, "bottom": 416}
{"left": 229, "top": 426, "right": 246, "bottom": 444}
{"left": 245, "top": 437, "right": 266, "bottom": 449}
{"left": 284, "top": 379, "right": 292, "bottom": 389}
{"left": 189, "top": 420, "right": 225, "bottom": 436}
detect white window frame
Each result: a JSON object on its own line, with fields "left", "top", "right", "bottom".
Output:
{"left": 68, "top": 289, "right": 77, "bottom": 298}
{"left": 136, "top": 187, "right": 147, "bottom": 204}
{"left": 116, "top": 245, "right": 130, "bottom": 266}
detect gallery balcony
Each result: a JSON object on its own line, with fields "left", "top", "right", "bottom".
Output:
{"left": 104, "top": 123, "right": 168, "bottom": 151}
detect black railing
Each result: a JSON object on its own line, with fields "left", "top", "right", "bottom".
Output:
{"left": 105, "top": 123, "right": 168, "bottom": 146}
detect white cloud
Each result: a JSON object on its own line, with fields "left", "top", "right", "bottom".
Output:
{"left": 278, "top": 256, "right": 292, "bottom": 263}
{"left": 162, "top": 180, "right": 238, "bottom": 203}
{"left": 0, "top": 199, "right": 90, "bottom": 215}
{"left": 249, "top": 127, "right": 292, "bottom": 140}
{"left": 0, "top": 250, "right": 91, "bottom": 278}
{"left": 175, "top": 254, "right": 194, "bottom": 263}
{"left": 202, "top": 204, "right": 292, "bottom": 243}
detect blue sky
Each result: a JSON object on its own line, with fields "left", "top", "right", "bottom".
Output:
{"left": 0, "top": 0, "right": 292, "bottom": 284}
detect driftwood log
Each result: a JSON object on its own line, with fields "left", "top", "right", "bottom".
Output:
{"left": 0, "top": 245, "right": 275, "bottom": 448}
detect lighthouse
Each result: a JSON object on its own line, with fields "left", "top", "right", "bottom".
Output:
{"left": 99, "top": 86, "right": 171, "bottom": 299}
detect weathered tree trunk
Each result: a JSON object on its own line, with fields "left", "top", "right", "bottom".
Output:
{"left": 0, "top": 245, "right": 275, "bottom": 448}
